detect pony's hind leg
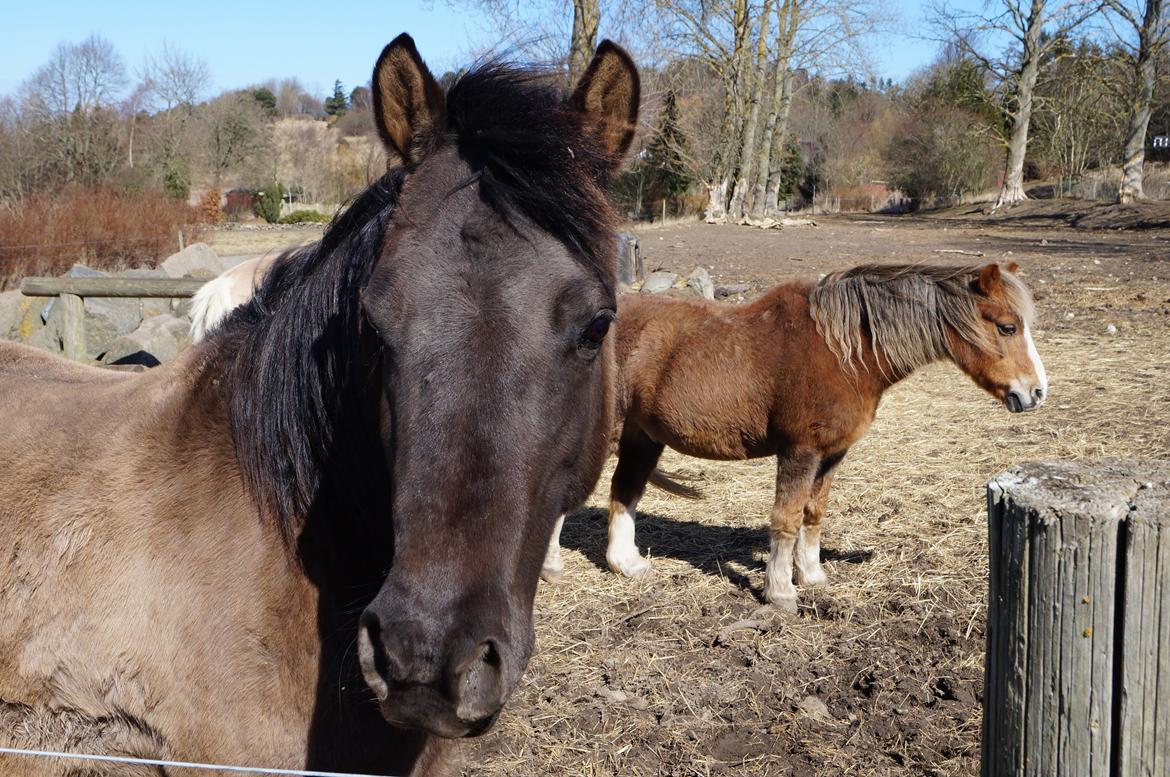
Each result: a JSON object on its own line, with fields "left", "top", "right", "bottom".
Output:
{"left": 606, "top": 427, "right": 665, "bottom": 579}
{"left": 541, "top": 514, "right": 566, "bottom": 582}
{"left": 795, "top": 457, "right": 841, "bottom": 587}
{"left": 765, "top": 450, "right": 818, "bottom": 612}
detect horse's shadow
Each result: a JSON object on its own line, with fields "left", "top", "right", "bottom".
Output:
{"left": 559, "top": 507, "right": 873, "bottom": 600}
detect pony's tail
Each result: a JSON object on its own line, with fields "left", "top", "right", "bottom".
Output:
{"left": 648, "top": 468, "right": 703, "bottom": 499}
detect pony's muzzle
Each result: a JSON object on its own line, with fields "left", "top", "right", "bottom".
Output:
{"left": 1005, "top": 385, "right": 1045, "bottom": 413}
{"left": 357, "top": 609, "right": 508, "bottom": 738}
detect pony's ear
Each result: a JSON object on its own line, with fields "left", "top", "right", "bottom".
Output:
{"left": 570, "top": 40, "right": 640, "bottom": 166}
{"left": 1005, "top": 261, "right": 1020, "bottom": 275}
{"left": 977, "top": 263, "right": 1003, "bottom": 295}
{"left": 372, "top": 33, "right": 446, "bottom": 168}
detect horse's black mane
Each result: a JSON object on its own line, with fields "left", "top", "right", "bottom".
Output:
{"left": 210, "top": 63, "right": 618, "bottom": 541}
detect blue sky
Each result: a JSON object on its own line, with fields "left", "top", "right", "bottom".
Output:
{"left": 0, "top": 0, "right": 945, "bottom": 100}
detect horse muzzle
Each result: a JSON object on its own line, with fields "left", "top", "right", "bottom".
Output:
{"left": 1005, "top": 385, "right": 1046, "bottom": 413}
{"left": 357, "top": 607, "right": 512, "bottom": 738}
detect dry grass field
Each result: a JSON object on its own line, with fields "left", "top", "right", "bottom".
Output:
{"left": 457, "top": 214, "right": 1170, "bottom": 776}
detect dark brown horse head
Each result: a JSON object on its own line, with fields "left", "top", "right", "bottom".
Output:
{"left": 351, "top": 35, "right": 638, "bottom": 737}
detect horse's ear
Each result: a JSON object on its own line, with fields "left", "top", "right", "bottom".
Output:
{"left": 977, "top": 263, "right": 1003, "bottom": 295}
{"left": 570, "top": 40, "right": 640, "bottom": 166}
{"left": 1005, "top": 261, "right": 1020, "bottom": 275}
{"left": 372, "top": 33, "right": 446, "bottom": 168}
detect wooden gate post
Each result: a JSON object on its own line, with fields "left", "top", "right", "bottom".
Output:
{"left": 982, "top": 460, "right": 1170, "bottom": 777}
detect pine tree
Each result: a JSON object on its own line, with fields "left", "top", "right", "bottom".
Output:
{"left": 646, "top": 90, "right": 693, "bottom": 203}
{"left": 324, "top": 80, "right": 348, "bottom": 116}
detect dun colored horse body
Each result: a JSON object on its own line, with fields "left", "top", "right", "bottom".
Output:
{"left": 542, "top": 263, "right": 1047, "bottom": 611}
{"left": 0, "top": 35, "right": 638, "bottom": 776}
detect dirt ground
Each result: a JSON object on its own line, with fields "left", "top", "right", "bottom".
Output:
{"left": 456, "top": 212, "right": 1170, "bottom": 776}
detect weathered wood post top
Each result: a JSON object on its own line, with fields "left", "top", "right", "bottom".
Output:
{"left": 982, "top": 459, "right": 1169, "bottom": 777}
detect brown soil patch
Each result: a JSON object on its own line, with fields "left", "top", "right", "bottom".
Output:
{"left": 466, "top": 216, "right": 1170, "bottom": 776}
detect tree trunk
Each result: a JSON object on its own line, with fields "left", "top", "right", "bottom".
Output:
{"left": 994, "top": 0, "right": 1046, "bottom": 210}
{"left": 762, "top": 69, "right": 795, "bottom": 216}
{"left": 703, "top": 0, "right": 751, "bottom": 223}
{"left": 727, "top": 0, "right": 774, "bottom": 221}
{"left": 1119, "top": 0, "right": 1164, "bottom": 203}
{"left": 568, "top": 0, "right": 601, "bottom": 82}
{"left": 750, "top": 0, "right": 798, "bottom": 219}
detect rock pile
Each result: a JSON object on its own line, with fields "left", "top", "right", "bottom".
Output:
{"left": 0, "top": 243, "right": 228, "bottom": 367}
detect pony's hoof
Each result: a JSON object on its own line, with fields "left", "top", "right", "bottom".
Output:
{"left": 764, "top": 592, "right": 799, "bottom": 614}
{"left": 540, "top": 563, "right": 564, "bottom": 583}
{"left": 795, "top": 567, "right": 828, "bottom": 587}
{"left": 608, "top": 553, "right": 653, "bottom": 580}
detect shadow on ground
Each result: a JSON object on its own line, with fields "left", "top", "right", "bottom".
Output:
{"left": 560, "top": 506, "right": 873, "bottom": 600}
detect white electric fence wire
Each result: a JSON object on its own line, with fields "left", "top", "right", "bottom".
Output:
{"left": 0, "top": 746, "right": 398, "bottom": 776}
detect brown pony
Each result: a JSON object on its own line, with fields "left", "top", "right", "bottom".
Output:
{"left": 0, "top": 35, "right": 638, "bottom": 776}
{"left": 542, "top": 262, "right": 1047, "bottom": 612}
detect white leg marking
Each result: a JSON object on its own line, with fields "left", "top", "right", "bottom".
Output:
{"left": 541, "top": 514, "right": 566, "bottom": 583}
{"left": 765, "top": 535, "right": 798, "bottom": 612}
{"left": 794, "top": 525, "right": 828, "bottom": 587}
{"left": 606, "top": 497, "right": 652, "bottom": 579}
{"left": 1023, "top": 323, "right": 1048, "bottom": 397}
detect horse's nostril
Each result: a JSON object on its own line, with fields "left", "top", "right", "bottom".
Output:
{"left": 452, "top": 639, "right": 506, "bottom": 723}
{"left": 360, "top": 613, "right": 393, "bottom": 685}
{"left": 1033, "top": 387, "right": 1045, "bottom": 401}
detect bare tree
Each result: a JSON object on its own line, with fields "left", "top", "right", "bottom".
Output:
{"left": 932, "top": 0, "right": 1103, "bottom": 208}
{"left": 569, "top": 0, "right": 603, "bottom": 79}
{"left": 197, "top": 92, "right": 268, "bottom": 186}
{"left": 744, "top": 0, "right": 884, "bottom": 216}
{"left": 145, "top": 43, "right": 211, "bottom": 112}
{"left": 656, "top": 0, "right": 754, "bottom": 220}
{"left": 728, "top": 0, "right": 775, "bottom": 220}
{"left": 22, "top": 35, "right": 127, "bottom": 118}
{"left": 447, "top": 0, "right": 643, "bottom": 78}
{"left": 1107, "top": 0, "right": 1168, "bottom": 201}
{"left": 18, "top": 36, "right": 128, "bottom": 187}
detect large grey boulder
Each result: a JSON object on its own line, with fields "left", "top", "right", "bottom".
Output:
{"left": 101, "top": 314, "right": 191, "bottom": 366}
{"left": 641, "top": 271, "right": 679, "bottom": 295}
{"left": 1, "top": 291, "right": 49, "bottom": 347}
{"left": 85, "top": 297, "right": 142, "bottom": 358}
{"left": 687, "top": 266, "right": 715, "bottom": 300}
{"left": 0, "top": 290, "right": 25, "bottom": 339}
{"left": 161, "top": 243, "right": 224, "bottom": 279}
{"left": 41, "top": 295, "right": 143, "bottom": 360}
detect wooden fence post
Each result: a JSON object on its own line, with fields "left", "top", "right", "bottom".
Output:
{"left": 983, "top": 459, "right": 1170, "bottom": 777}
{"left": 616, "top": 233, "right": 643, "bottom": 287}
{"left": 59, "top": 293, "right": 86, "bottom": 361}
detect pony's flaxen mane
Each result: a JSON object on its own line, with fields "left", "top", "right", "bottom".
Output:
{"left": 808, "top": 263, "right": 1035, "bottom": 379}
{"left": 206, "top": 63, "right": 621, "bottom": 541}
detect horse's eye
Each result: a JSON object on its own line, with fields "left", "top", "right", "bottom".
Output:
{"left": 997, "top": 323, "right": 1017, "bottom": 336}
{"left": 578, "top": 310, "right": 615, "bottom": 353}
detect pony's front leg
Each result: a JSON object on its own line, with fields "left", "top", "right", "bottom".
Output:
{"left": 541, "top": 515, "right": 566, "bottom": 582}
{"left": 795, "top": 461, "right": 840, "bottom": 587}
{"left": 606, "top": 429, "right": 665, "bottom": 579}
{"left": 765, "top": 451, "right": 818, "bottom": 612}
